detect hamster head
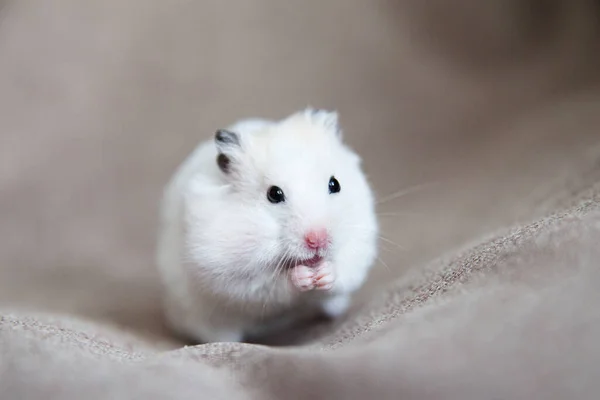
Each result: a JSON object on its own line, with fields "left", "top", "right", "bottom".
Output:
{"left": 213, "top": 108, "right": 377, "bottom": 274}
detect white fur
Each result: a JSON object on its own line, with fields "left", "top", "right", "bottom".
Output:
{"left": 156, "top": 109, "right": 378, "bottom": 343}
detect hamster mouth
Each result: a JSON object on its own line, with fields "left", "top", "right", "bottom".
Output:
{"left": 284, "top": 255, "right": 323, "bottom": 269}
{"left": 302, "top": 255, "right": 323, "bottom": 267}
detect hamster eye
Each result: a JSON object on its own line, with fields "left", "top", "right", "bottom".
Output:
{"left": 267, "top": 186, "right": 285, "bottom": 204}
{"left": 328, "top": 176, "right": 341, "bottom": 194}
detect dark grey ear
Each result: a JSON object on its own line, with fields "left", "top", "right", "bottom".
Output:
{"left": 215, "top": 129, "right": 240, "bottom": 148}
{"left": 214, "top": 129, "right": 241, "bottom": 174}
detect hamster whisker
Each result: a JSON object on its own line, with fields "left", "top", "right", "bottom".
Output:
{"left": 378, "top": 243, "right": 404, "bottom": 255}
{"left": 376, "top": 255, "right": 392, "bottom": 273}
{"left": 377, "top": 211, "right": 424, "bottom": 218}
{"left": 376, "top": 181, "right": 439, "bottom": 205}
{"left": 339, "top": 242, "right": 393, "bottom": 274}
{"left": 275, "top": 249, "right": 292, "bottom": 282}
{"left": 261, "top": 248, "right": 291, "bottom": 319}
{"left": 271, "top": 248, "right": 290, "bottom": 284}
{"left": 339, "top": 223, "right": 405, "bottom": 252}
{"left": 377, "top": 236, "right": 405, "bottom": 251}
{"left": 338, "top": 223, "right": 377, "bottom": 232}
{"left": 261, "top": 254, "right": 282, "bottom": 318}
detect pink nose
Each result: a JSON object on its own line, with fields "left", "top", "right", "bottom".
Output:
{"left": 304, "top": 229, "right": 329, "bottom": 250}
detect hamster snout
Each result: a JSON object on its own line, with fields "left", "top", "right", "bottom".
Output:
{"left": 304, "top": 228, "right": 330, "bottom": 250}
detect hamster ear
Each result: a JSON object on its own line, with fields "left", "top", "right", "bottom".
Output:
{"left": 215, "top": 129, "right": 240, "bottom": 148}
{"left": 215, "top": 129, "right": 242, "bottom": 174}
{"left": 305, "top": 108, "right": 342, "bottom": 139}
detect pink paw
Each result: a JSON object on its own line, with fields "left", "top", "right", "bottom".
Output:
{"left": 290, "top": 265, "right": 316, "bottom": 292}
{"left": 314, "top": 262, "right": 335, "bottom": 291}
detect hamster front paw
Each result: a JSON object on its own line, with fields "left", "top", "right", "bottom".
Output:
{"left": 289, "top": 262, "right": 336, "bottom": 292}
{"left": 314, "top": 262, "right": 335, "bottom": 291}
{"left": 290, "top": 265, "right": 316, "bottom": 291}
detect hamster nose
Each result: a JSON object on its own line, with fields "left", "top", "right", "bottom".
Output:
{"left": 304, "top": 229, "right": 329, "bottom": 250}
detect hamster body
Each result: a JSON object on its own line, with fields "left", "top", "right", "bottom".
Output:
{"left": 156, "top": 109, "right": 378, "bottom": 343}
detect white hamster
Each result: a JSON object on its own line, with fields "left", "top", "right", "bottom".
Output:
{"left": 156, "top": 108, "right": 378, "bottom": 343}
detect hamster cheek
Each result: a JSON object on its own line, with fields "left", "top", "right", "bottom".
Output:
{"left": 239, "top": 205, "right": 296, "bottom": 286}
{"left": 248, "top": 207, "right": 281, "bottom": 258}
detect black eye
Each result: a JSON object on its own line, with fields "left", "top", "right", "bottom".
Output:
{"left": 267, "top": 186, "right": 285, "bottom": 204}
{"left": 328, "top": 176, "right": 341, "bottom": 194}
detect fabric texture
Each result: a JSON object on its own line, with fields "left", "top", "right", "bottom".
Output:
{"left": 1, "top": 1, "right": 600, "bottom": 398}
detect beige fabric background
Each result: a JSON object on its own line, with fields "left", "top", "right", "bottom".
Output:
{"left": 1, "top": 0, "right": 600, "bottom": 398}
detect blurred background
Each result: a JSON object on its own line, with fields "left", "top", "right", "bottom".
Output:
{"left": 1, "top": 0, "right": 599, "bottom": 345}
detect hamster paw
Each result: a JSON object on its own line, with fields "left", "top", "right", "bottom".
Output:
{"left": 290, "top": 265, "right": 316, "bottom": 291}
{"left": 314, "top": 262, "right": 335, "bottom": 291}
